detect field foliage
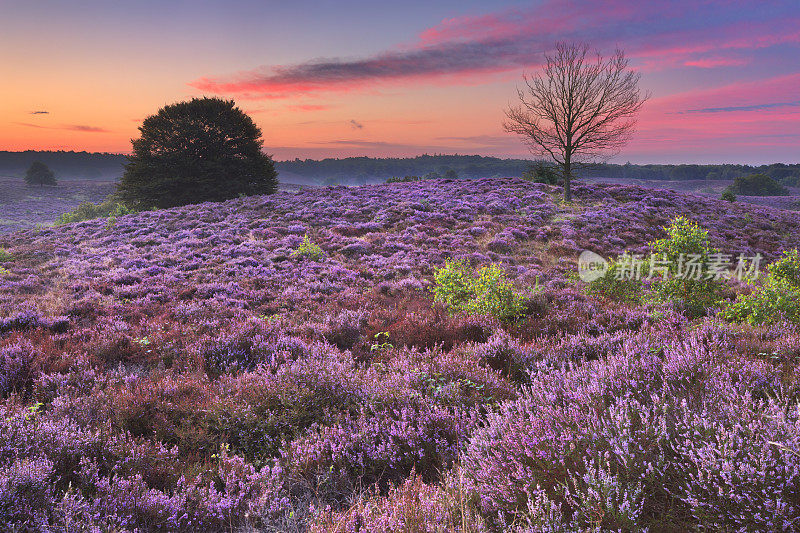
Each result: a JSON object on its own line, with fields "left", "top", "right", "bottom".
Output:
{"left": 1, "top": 178, "right": 800, "bottom": 530}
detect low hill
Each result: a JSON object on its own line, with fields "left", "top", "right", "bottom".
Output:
{"left": 1, "top": 178, "right": 799, "bottom": 530}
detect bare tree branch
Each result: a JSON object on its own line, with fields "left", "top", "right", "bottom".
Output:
{"left": 504, "top": 42, "right": 649, "bottom": 201}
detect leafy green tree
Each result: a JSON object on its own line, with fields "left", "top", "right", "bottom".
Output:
{"left": 24, "top": 161, "right": 57, "bottom": 187}
{"left": 117, "top": 97, "right": 278, "bottom": 208}
{"left": 721, "top": 188, "right": 737, "bottom": 202}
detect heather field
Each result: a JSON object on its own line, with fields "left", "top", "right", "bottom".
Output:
{"left": 2, "top": 177, "right": 800, "bottom": 531}
{"left": 0, "top": 177, "right": 117, "bottom": 234}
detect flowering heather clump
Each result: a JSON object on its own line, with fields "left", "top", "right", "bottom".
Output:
{"left": 1, "top": 178, "right": 800, "bottom": 530}
{"left": 463, "top": 329, "right": 800, "bottom": 531}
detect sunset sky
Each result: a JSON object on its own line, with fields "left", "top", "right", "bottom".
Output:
{"left": 2, "top": 0, "right": 799, "bottom": 164}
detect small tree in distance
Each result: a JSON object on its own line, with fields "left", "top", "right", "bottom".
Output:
{"left": 504, "top": 42, "right": 649, "bottom": 201}
{"left": 25, "top": 161, "right": 57, "bottom": 187}
{"left": 117, "top": 97, "right": 278, "bottom": 209}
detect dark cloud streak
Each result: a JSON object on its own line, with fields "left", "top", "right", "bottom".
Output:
{"left": 190, "top": 2, "right": 800, "bottom": 99}
{"left": 15, "top": 122, "right": 109, "bottom": 133}
{"left": 677, "top": 101, "right": 800, "bottom": 114}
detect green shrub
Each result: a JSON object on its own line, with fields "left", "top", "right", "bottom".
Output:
{"left": 0, "top": 249, "right": 12, "bottom": 263}
{"left": 291, "top": 234, "right": 325, "bottom": 261}
{"left": 56, "top": 199, "right": 137, "bottom": 225}
{"left": 522, "top": 161, "right": 560, "bottom": 185}
{"left": 586, "top": 262, "right": 642, "bottom": 303}
{"left": 386, "top": 175, "right": 423, "bottom": 183}
{"left": 768, "top": 248, "right": 800, "bottom": 288}
{"left": 728, "top": 173, "right": 789, "bottom": 196}
{"left": 721, "top": 188, "right": 737, "bottom": 202}
{"left": 720, "top": 279, "right": 800, "bottom": 325}
{"left": 648, "top": 216, "right": 724, "bottom": 317}
{"left": 721, "top": 249, "right": 800, "bottom": 325}
{"left": 433, "top": 260, "right": 524, "bottom": 322}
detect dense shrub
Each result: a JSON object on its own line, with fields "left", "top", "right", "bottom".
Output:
{"left": 769, "top": 248, "right": 800, "bottom": 287}
{"left": 292, "top": 234, "right": 325, "bottom": 261}
{"left": 648, "top": 216, "right": 724, "bottom": 317}
{"left": 721, "top": 188, "right": 736, "bottom": 202}
{"left": 522, "top": 160, "right": 560, "bottom": 185}
{"left": 721, "top": 249, "right": 800, "bottom": 325}
{"left": 727, "top": 173, "right": 790, "bottom": 196}
{"left": 117, "top": 97, "right": 278, "bottom": 209}
{"left": 586, "top": 261, "right": 642, "bottom": 303}
{"left": 433, "top": 260, "right": 524, "bottom": 322}
{"left": 0, "top": 248, "right": 11, "bottom": 263}
{"left": 24, "top": 161, "right": 57, "bottom": 187}
{"left": 55, "top": 198, "right": 137, "bottom": 225}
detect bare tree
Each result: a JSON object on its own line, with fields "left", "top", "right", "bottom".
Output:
{"left": 504, "top": 42, "right": 648, "bottom": 201}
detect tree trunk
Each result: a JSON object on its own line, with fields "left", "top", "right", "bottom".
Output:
{"left": 563, "top": 155, "right": 572, "bottom": 202}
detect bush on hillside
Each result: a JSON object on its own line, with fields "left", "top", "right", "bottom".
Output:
{"left": 433, "top": 260, "right": 524, "bottom": 322}
{"left": 291, "top": 234, "right": 325, "bottom": 261}
{"left": 727, "top": 173, "right": 790, "bottom": 196}
{"left": 721, "top": 249, "right": 800, "bottom": 325}
{"left": 648, "top": 216, "right": 724, "bottom": 317}
{"left": 586, "top": 261, "right": 642, "bottom": 303}
{"left": 721, "top": 189, "right": 736, "bottom": 202}
{"left": 55, "top": 199, "right": 137, "bottom": 225}
{"left": 522, "top": 161, "right": 561, "bottom": 185}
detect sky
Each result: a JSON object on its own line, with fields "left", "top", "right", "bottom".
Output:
{"left": 1, "top": 0, "right": 799, "bottom": 164}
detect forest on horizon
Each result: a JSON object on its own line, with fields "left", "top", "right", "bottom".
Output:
{"left": 1, "top": 150, "right": 799, "bottom": 186}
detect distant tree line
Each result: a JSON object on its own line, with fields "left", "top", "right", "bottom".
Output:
{"left": 2, "top": 150, "right": 799, "bottom": 186}
{"left": 280, "top": 156, "right": 800, "bottom": 186}
{"left": 0, "top": 150, "right": 126, "bottom": 180}
{"left": 276, "top": 155, "right": 528, "bottom": 184}
{"left": 580, "top": 162, "right": 800, "bottom": 185}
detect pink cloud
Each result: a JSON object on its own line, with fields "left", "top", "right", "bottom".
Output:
{"left": 15, "top": 122, "right": 109, "bottom": 133}
{"left": 286, "top": 104, "right": 333, "bottom": 112}
{"left": 191, "top": 1, "right": 800, "bottom": 99}
{"left": 684, "top": 57, "right": 750, "bottom": 68}
{"left": 627, "top": 73, "right": 800, "bottom": 157}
